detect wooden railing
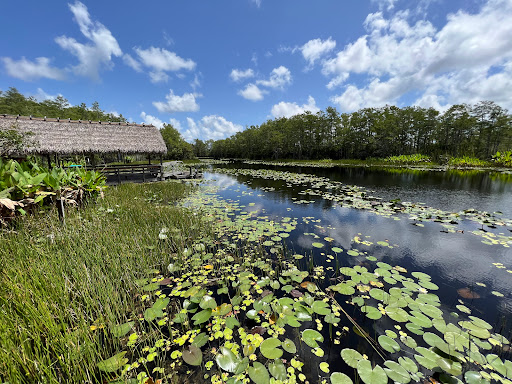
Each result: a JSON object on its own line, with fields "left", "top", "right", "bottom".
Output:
{"left": 88, "top": 164, "right": 163, "bottom": 184}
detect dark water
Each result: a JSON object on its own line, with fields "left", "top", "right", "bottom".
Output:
{"left": 206, "top": 165, "right": 512, "bottom": 337}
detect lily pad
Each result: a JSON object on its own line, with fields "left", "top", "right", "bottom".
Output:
{"left": 330, "top": 372, "right": 353, "bottom": 384}
{"left": 97, "top": 351, "right": 128, "bottom": 372}
{"left": 182, "top": 344, "right": 202, "bottom": 366}
{"left": 357, "top": 360, "right": 388, "bottom": 384}
{"left": 384, "top": 360, "right": 411, "bottom": 383}
{"left": 216, "top": 347, "right": 242, "bottom": 373}
{"left": 341, "top": 348, "right": 363, "bottom": 368}
{"left": 282, "top": 338, "right": 297, "bottom": 354}
{"left": 378, "top": 335, "right": 401, "bottom": 353}
{"left": 260, "top": 337, "right": 283, "bottom": 359}
{"left": 191, "top": 309, "right": 212, "bottom": 325}
{"left": 269, "top": 359, "right": 287, "bottom": 381}
{"left": 248, "top": 362, "right": 270, "bottom": 384}
{"left": 199, "top": 295, "right": 217, "bottom": 309}
{"left": 111, "top": 321, "right": 134, "bottom": 338}
{"left": 302, "top": 329, "right": 324, "bottom": 348}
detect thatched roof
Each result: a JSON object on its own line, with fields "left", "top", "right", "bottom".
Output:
{"left": 0, "top": 115, "right": 167, "bottom": 155}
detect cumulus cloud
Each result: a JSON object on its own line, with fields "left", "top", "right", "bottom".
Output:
{"left": 181, "top": 115, "right": 243, "bottom": 142}
{"left": 371, "top": 0, "right": 399, "bottom": 11}
{"left": 238, "top": 83, "right": 267, "bottom": 101}
{"left": 131, "top": 46, "right": 196, "bottom": 83}
{"left": 300, "top": 38, "right": 336, "bottom": 69}
{"left": 271, "top": 96, "right": 320, "bottom": 118}
{"left": 230, "top": 68, "right": 255, "bottom": 82}
{"left": 2, "top": 57, "right": 65, "bottom": 81}
{"left": 140, "top": 112, "right": 164, "bottom": 128}
{"left": 122, "top": 53, "right": 142, "bottom": 72}
{"left": 257, "top": 66, "right": 292, "bottom": 89}
{"left": 324, "top": 0, "right": 512, "bottom": 111}
{"left": 55, "top": 1, "right": 122, "bottom": 80}
{"left": 153, "top": 89, "right": 202, "bottom": 113}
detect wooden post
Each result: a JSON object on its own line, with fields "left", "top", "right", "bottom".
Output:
{"left": 159, "top": 155, "right": 163, "bottom": 181}
{"left": 142, "top": 166, "right": 146, "bottom": 183}
{"left": 117, "top": 168, "right": 121, "bottom": 185}
{"left": 57, "top": 199, "right": 65, "bottom": 225}
{"left": 148, "top": 154, "right": 151, "bottom": 165}
{"left": 47, "top": 154, "right": 52, "bottom": 168}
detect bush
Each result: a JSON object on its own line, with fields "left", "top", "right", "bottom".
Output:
{"left": 492, "top": 150, "right": 512, "bottom": 167}
{"left": 447, "top": 156, "right": 490, "bottom": 168}
{"left": 383, "top": 154, "right": 431, "bottom": 165}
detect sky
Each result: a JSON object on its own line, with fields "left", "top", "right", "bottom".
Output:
{"left": 1, "top": 0, "right": 512, "bottom": 142}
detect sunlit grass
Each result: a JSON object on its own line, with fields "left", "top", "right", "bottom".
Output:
{"left": 0, "top": 181, "right": 208, "bottom": 383}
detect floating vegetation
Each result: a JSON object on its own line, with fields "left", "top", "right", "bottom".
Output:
{"left": 96, "top": 177, "right": 512, "bottom": 384}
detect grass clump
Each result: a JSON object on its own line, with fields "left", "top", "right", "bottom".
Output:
{"left": 447, "top": 156, "right": 491, "bottom": 168}
{"left": 383, "top": 154, "right": 432, "bottom": 165}
{"left": 0, "top": 181, "right": 207, "bottom": 383}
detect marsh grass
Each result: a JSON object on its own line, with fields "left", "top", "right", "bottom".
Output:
{"left": 0, "top": 181, "right": 208, "bottom": 383}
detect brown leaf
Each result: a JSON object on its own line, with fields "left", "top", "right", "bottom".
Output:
{"left": 250, "top": 326, "right": 267, "bottom": 335}
{"left": 457, "top": 287, "right": 480, "bottom": 299}
{"left": 159, "top": 278, "right": 172, "bottom": 286}
{"left": 290, "top": 289, "right": 303, "bottom": 298}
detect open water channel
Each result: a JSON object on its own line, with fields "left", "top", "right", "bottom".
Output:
{"left": 194, "top": 163, "right": 512, "bottom": 382}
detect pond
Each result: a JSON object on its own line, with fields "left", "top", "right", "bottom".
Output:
{"left": 187, "top": 163, "right": 512, "bottom": 383}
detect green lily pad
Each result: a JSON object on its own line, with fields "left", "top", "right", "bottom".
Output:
{"left": 312, "top": 242, "right": 324, "bottom": 248}
{"left": 332, "top": 247, "right": 343, "bottom": 253}
{"left": 341, "top": 348, "right": 363, "bottom": 368}
{"left": 144, "top": 307, "right": 163, "bottom": 322}
{"left": 248, "top": 362, "right": 270, "bottom": 384}
{"left": 302, "top": 329, "right": 324, "bottom": 348}
{"left": 384, "top": 360, "right": 411, "bottom": 384}
{"left": 378, "top": 335, "right": 401, "bottom": 353}
{"left": 173, "top": 312, "right": 188, "bottom": 323}
{"left": 312, "top": 300, "right": 331, "bottom": 315}
{"left": 437, "top": 357, "right": 462, "bottom": 376}
{"left": 459, "top": 321, "right": 491, "bottom": 339}
{"left": 330, "top": 372, "right": 353, "bottom": 384}
{"left": 362, "top": 306, "right": 382, "bottom": 320}
{"left": 182, "top": 344, "right": 202, "bottom": 366}
{"left": 260, "top": 337, "right": 283, "bottom": 359}
{"left": 385, "top": 306, "right": 409, "bottom": 322}
{"left": 331, "top": 283, "right": 356, "bottom": 295}
{"left": 97, "top": 351, "right": 128, "bottom": 372}
{"left": 414, "top": 347, "right": 441, "bottom": 370}
{"left": 282, "top": 338, "right": 297, "bottom": 354}
{"left": 269, "top": 359, "right": 287, "bottom": 381}
{"left": 464, "top": 371, "right": 490, "bottom": 384}
{"left": 191, "top": 309, "right": 212, "bottom": 325}
{"left": 398, "top": 356, "right": 418, "bottom": 374}
{"left": 111, "top": 321, "right": 134, "bottom": 338}
{"left": 216, "top": 347, "right": 242, "bottom": 373}
{"left": 192, "top": 332, "right": 209, "bottom": 348}
{"left": 357, "top": 360, "right": 388, "bottom": 384}
{"left": 199, "top": 295, "right": 217, "bottom": 309}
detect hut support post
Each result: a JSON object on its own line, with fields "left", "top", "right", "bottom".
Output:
{"left": 148, "top": 154, "right": 151, "bottom": 165}
{"left": 47, "top": 154, "right": 52, "bottom": 169}
{"left": 117, "top": 168, "right": 121, "bottom": 185}
{"left": 159, "top": 155, "right": 163, "bottom": 181}
{"left": 143, "top": 166, "right": 146, "bottom": 183}
{"left": 57, "top": 199, "right": 65, "bottom": 225}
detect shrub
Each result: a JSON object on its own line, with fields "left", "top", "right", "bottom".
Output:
{"left": 492, "top": 150, "right": 512, "bottom": 167}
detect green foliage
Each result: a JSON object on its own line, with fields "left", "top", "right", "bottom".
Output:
{"left": 0, "top": 87, "right": 126, "bottom": 122}
{"left": 210, "top": 102, "right": 512, "bottom": 163}
{"left": 383, "top": 154, "right": 431, "bottom": 164}
{"left": 160, "top": 123, "right": 194, "bottom": 160}
{"left": 0, "top": 159, "right": 105, "bottom": 203}
{"left": 447, "top": 156, "right": 491, "bottom": 168}
{"left": 492, "top": 150, "right": 512, "bottom": 167}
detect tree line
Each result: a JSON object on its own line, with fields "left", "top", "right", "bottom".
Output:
{"left": 210, "top": 102, "right": 512, "bottom": 161}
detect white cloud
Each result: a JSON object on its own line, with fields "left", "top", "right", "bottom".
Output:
{"left": 372, "top": 0, "right": 398, "bottom": 11}
{"left": 132, "top": 46, "right": 196, "bottom": 83}
{"left": 190, "top": 73, "right": 202, "bottom": 90}
{"left": 169, "top": 118, "right": 183, "bottom": 130}
{"left": 181, "top": 115, "right": 243, "bottom": 142}
{"left": 300, "top": 38, "right": 336, "bottom": 69}
{"left": 140, "top": 112, "right": 164, "bottom": 128}
{"left": 230, "top": 68, "right": 255, "bottom": 82}
{"left": 271, "top": 96, "right": 320, "bottom": 118}
{"left": 55, "top": 1, "right": 122, "bottom": 80}
{"left": 238, "top": 83, "right": 267, "bottom": 101}
{"left": 153, "top": 89, "right": 202, "bottom": 113}
{"left": 257, "top": 66, "right": 292, "bottom": 89}
{"left": 251, "top": 0, "right": 262, "bottom": 8}
{"left": 122, "top": 54, "right": 142, "bottom": 72}
{"left": 324, "top": 0, "right": 512, "bottom": 111}
{"left": 32, "top": 88, "right": 59, "bottom": 102}
{"left": 2, "top": 57, "right": 65, "bottom": 81}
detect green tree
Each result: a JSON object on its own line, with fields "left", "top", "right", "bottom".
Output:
{"left": 160, "top": 123, "right": 193, "bottom": 160}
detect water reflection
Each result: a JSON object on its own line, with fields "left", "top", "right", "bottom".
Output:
{"left": 205, "top": 168, "right": 512, "bottom": 332}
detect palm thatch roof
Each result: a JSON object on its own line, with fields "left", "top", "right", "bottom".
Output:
{"left": 0, "top": 115, "right": 167, "bottom": 155}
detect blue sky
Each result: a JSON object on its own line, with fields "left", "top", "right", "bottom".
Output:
{"left": 2, "top": 0, "right": 512, "bottom": 142}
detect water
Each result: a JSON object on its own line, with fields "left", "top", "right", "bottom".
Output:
{"left": 206, "top": 164, "right": 512, "bottom": 334}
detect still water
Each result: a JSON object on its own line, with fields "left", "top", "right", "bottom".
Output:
{"left": 206, "top": 164, "right": 512, "bottom": 334}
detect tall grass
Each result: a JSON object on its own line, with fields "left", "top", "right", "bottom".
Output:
{"left": 0, "top": 181, "right": 207, "bottom": 383}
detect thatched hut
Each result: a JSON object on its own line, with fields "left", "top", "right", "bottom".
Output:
{"left": 0, "top": 115, "right": 166, "bottom": 165}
